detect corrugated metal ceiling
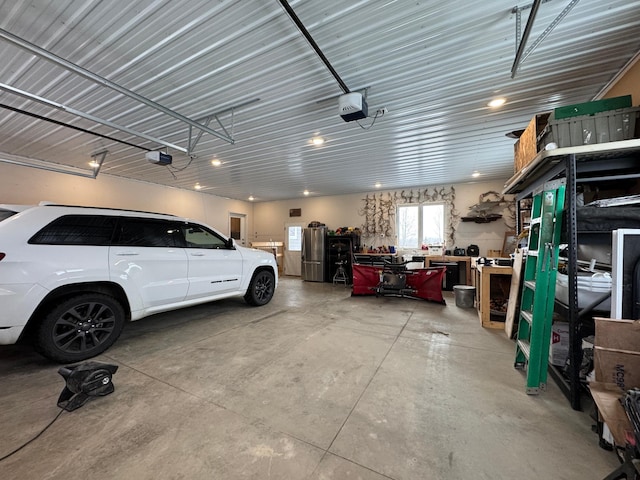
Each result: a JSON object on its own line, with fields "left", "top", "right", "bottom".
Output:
{"left": 0, "top": 0, "right": 639, "bottom": 201}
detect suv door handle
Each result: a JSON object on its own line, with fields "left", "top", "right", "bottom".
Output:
{"left": 190, "top": 252, "right": 206, "bottom": 257}
{"left": 115, "top": 252, "right": 139, "bottom": 256}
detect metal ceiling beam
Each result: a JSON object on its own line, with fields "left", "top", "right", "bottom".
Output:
{"left": 189, "top": 98, "right": 260, "bottom": 152}
{"left": 520, "top": 0, "right": 580, "bottom": 64}
{"left": 277, "top": 0, "right": 351, "bottom": 94}
{"left": 511, "top": 0, "right": 580, "bottom": 77}
{"left": 0, "top": 27, "right": 234, "bottom": 145}
{"left": 511, "top": 0, "right": 542, "bottom": 78}
{"left": 89, "top": 150, "right": 108, "bottom": 178}
{"left": 0, "top": 83, "right": 188, "bottom": 153}
{"left": 0, "top": 152, "right": 98, "bottom": 179}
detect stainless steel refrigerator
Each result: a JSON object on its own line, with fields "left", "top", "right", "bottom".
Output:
{"left": 301, "top": 227, "right": 326, "bottom": 282}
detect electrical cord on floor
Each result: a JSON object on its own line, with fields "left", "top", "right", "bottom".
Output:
{"left": 0, "top": 403, "right": 67, "bottom": 462}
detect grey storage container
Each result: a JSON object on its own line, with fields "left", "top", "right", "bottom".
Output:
{"left": 538, "top": 107, "right": 640, "bottom": 149}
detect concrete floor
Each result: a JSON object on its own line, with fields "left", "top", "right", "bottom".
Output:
{"left": 0, "top": 277, "right": 619, "bottom": 479}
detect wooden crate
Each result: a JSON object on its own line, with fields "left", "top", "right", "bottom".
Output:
{"left": 514, "top": 112, "right": 551, "bottom": 174}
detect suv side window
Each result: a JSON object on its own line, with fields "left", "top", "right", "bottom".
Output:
{"left": 29, "top": 215, "right": 117, "bottom": 245}
{"left": 115, "top": 218, "right": 185, "bottom": 247}
{"left": 0, "top": 209, "right": 18, "bottom": 222}
{"left": 182, "top": 223, "right": 228, "bottom": 249}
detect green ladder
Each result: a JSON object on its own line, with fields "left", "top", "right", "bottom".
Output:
{"left": 515, "top": 179, "right": 566, "bottom": 394}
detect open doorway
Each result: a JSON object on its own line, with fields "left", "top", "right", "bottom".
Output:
{"left": 229, "top": 213, "right": 246, "bottom": 246}
{"left": 284, "top": 223, "right": 303, "bottom": 276}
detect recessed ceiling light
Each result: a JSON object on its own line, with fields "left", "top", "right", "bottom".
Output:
{"left": 303, "top": 190, "right": 310, "bottom": 196}
{"left": 374, "top": 182, "right": 382, "bottom": 188}
{"left": 88, "top": 160, "right": 100, "bottom": 168}
{"left": 472, "top": 171, "right": 481, "bottom": 178}
{"left": 248, "top": 196, "right": 255, "bottom": 201}
{"left": 194, "top": 183, "right": 202, "bottom": 190}
{"left": 311, "top": 136, "right": 325, "bottom": 146}
{"left": 211, "top": 158, "right": 222, "bottom": 166}
{"left": 488, "top": 98, "right": 506, "bottom": 108}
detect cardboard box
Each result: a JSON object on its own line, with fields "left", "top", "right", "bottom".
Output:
{"left": 589, "top": 381, "right": 632, "bottom": 446}
{"left": 595, "top": 317, "right": 640, "bottom": 351}
{"left": 593, "top": 317, "right": 640, "bottom": 391}
{"left": 513, "top": 112, "right": 551, "bottom": 174}
{"left": 549, "top": 322, "right": 570, "bottom": 367}
{"left": 594, "top": 346, "right": 640, "bottom": 390}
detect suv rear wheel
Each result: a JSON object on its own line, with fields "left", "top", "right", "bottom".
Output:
{"left": 244, "top": 270, "right": 275, "bottom": 306}
{"left": 35, "top": 293, "right": 125, "bottom": 363}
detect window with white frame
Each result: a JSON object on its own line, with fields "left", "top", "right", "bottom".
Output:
{"left": 397, "top": 203, "right": 445, "bottom": 249}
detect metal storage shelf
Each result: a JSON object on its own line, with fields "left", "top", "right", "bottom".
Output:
{"left": 504, "top": 139, "right": 640, "bottom": 410}
{"left": 504, "top": 139, "right": 640, "bottom": 196}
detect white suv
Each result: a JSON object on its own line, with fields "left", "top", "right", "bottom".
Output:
{"left": 0, "top": 204, "right": 278, "bottom": 362}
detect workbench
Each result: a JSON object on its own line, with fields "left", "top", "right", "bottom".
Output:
{"left": 421, "top": 255, "right": 472, "bottom": 286}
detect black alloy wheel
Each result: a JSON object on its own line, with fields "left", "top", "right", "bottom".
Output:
{"left": 245, "top": 270, "right": 275, "bottom": 306}
{"left": 35, "top": 293, "right": 125, "bottom": 363}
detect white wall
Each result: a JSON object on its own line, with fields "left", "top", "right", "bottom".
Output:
{"left": 0, "top": 162, "right": 253, "bottom": 235}
{"left": 253, "top": 180, "right": 515, "bottom": 257}
{"left": 0, "top": 162, "right": 513, "bottom": 256}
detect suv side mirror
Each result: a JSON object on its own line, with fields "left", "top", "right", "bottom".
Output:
{"left": 226, "top": 237, "right": 235, "bottom": 249}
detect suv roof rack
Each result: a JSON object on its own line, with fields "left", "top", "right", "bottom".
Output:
{"left": 38, "top": 203, "right": 179, "bottom": 217}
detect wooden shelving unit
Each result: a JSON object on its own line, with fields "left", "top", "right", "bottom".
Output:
{"left": 475, "top": 264, "right": 513, "bottom": 329}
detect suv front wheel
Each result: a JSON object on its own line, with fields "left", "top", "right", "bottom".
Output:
{"left": 35, "top": 293, "right": 125, "bottom": 363}
{"left": 244, "top": 270, "right": 275, "bottom": 306}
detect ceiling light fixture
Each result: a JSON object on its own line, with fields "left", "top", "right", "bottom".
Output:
{"left": 472, "top": 171, "right": 481, "bottom": 178}
{"left": 194, "top": 183, "right": 202, "bottom": 190}
{"left": 488, "top": 98, "right": 506, "bottom": 108}
{"left": 303, "top": 190, "right": 310, "bottom": 196}
{"left": 311, "top": 136, "right": 325, "bottom": 146}
{"left": 211, "top": 158, "right": 222, "bottom": 166}
{"left": 88, "top": 160, "right": 100, "bottom": 168}
{"left": 374, "top": 182, "right": 382, "bottom": 188}
{"left": 248, "top": 196, "right": 255, "bottom": 201}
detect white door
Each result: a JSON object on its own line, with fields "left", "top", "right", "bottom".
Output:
{"left": 229, "top": 213, "right": 246, "bottom": 246}
{"left": 109, "top": 218, "right": 189, "bottom": 308}
{"left": 284, "top": 223, "right": 303, "bottom": 276}
{"left": 182, "top": 223, "right": 243, "bottom": 298}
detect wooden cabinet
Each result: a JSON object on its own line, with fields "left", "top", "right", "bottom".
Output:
{"left": 475, "top": 264, "right": 513, "bottom": 329}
